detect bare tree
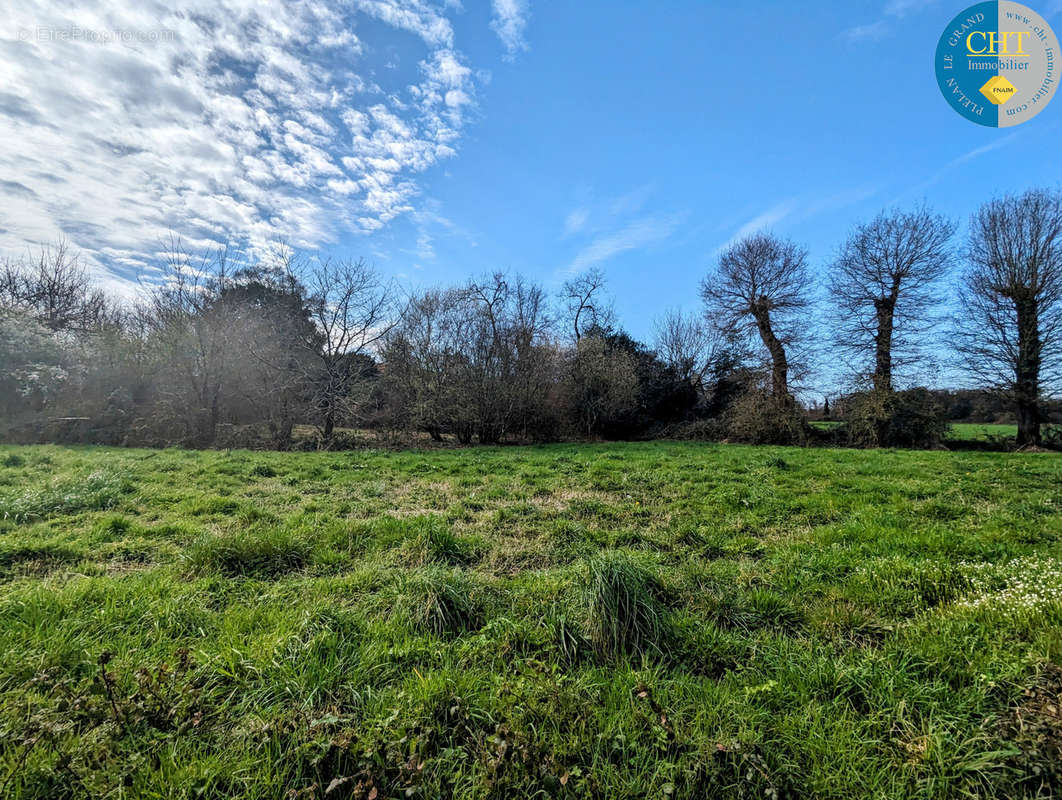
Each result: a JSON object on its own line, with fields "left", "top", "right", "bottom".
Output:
{"left": 1, "top": 239, "right": 109, "bottom": 332}
{"left": 380, "top": 274, "right": 557, "bottom": 443}
{"left": 700, "top": 233, "right": 811, "bottom": 403}
{"left": 829, "top": 206, "right": 955, "bottom": 392}
{"left": 296, "top": 257, "right": 396, "bottom": 442}
{"left": 462, "top": 272, "right": 556, "bottom": 443}
{"left": 562, "top": 267, "right": 614, "bottom": 341}
{"left": 144, "top": 239, "right": 243, "bottom": 445}
{"left": 955, "top": 188, "right": 1062, "bottom": 447}
{"left": 380, "top": 287, "right": 473, "bottom": 441}
{"left": 653, "top": 307, "right": 725, "bottom": 395}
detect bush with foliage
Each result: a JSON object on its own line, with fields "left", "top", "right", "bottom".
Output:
{"left": 724, "top": 390, "right": 808, "bottom": 445}
{"left": 843, "top": 387, "right": 949, "bottom": 448}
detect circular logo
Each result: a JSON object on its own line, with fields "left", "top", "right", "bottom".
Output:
{"left": 935, "top": 2, "right": 1059, "bottom": 126}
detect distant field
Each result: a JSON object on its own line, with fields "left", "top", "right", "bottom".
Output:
{"left": 811, "top": 421, "right": 1020, "bottom": 442}
{"left": 0, "top": 443, "right": 1060, "bottom": 799}
{"left": 946, "top": 423, "right": 1019, "bottom": 441}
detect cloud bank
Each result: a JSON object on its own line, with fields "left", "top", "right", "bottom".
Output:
{"left": 0, "top": 0, "right": 488, "bottom": 284}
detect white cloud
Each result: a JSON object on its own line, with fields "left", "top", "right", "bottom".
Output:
{"left": 567, "top": 214, "right": 681, "bottom": 273}
{"left": 714, "top": 185, "right": 878, "bottom": 255}
{"left": 884, "top": 0, "right": 935, "bottom": 17}
{"left": 840, "top": 0, "right": 939, "bottom": 43}
{"left": 491, "top": 0, "right": 529, "bottom": 59}
{"left": 716, "top": 201, "right": 797, "bottom": 254}
{"left": 893, "top": 133, "right": 1024, "bottom": 200}
{"left": 840, "top": 21, "right": 890, "bottom": 42}
{"left": 0, "top": 0, "right": 480, "bottom": 285}
{"left": 405, "top": 202, "right": 476, "bottom": 264}
{"left": 563, "top": 207, "right": 589, "bottom": 236}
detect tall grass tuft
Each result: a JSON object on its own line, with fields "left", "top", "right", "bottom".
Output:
{"left": 581, "top": 550, "right": 670, "bottom": 661}
{"left": 184, "top": 528, "right": 312, "bottom": 577}
{"left": 411, "top": 519, "right": 480, "bottom": 566}
{"left": 399, "top": 567, "right": 482, "bottom": 636}
{"left": 0, "top": 470, "right": 131, "bottom": 523}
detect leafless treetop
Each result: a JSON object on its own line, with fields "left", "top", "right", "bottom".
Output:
{"left": 956, "top": 188, "right": 1062, "bottom": 392}
{"left": 700, "top": 233, "right": 811, "bottom": 340}
{"left": 829, "top": 206, "right": 955, "bottom": 388}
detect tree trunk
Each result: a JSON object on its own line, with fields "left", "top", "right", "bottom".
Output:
{"left": 1014, "top": 295, "right": 1042, "bottom": 446}
{"left": 322, "top": 408, "right": 335, "bottom": 442}
{"left": 1016, "top": 399, "right": 1040, "bottom": 447}
{"left": 200, "top": 387, "right": 220, "bottom": 446}
{"left": 752, "top": 297, "right": 790, "bottom": 402}
{"left": 275, "top": 418, "right": 294, "bottom": 450}
{"left": 873, "top": 296, "right": 895, "bottom": 393}
{"left": 456, "top": 425, "right": 474, "bottom": 445}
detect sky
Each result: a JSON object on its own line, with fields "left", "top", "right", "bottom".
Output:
{"left": 1, "top": 0, "right": 1060, "bottom": 348}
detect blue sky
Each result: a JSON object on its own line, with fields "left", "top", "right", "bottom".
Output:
{"left": 1, "top": 0, "right": 1060, "bottom": 346}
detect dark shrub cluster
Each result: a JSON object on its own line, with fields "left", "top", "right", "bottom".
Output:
{"left": 723, "top": 391, "right": 809, "bottom": 446}
{"left": 842, "top": 388, "right": 949, "bottom": 449}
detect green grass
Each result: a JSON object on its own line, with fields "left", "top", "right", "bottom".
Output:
{"left": 812, "top": 421, "right": 1019, "bottom": 443}
{"left": 946, "top": 423, "right": 1019, "bottom": 441}
{"left": 0, "top": 442, "right": 1059, "bottom": 798}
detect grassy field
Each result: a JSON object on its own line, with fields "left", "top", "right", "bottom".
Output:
{"left": 0, "top": 443, "right": 1060, "bottom": 799}
{"left": 945, "top": 423, "right": 1020, "bottom": 442}
{"left": 810, "top": 422, "right": 1021, "bottom": 443}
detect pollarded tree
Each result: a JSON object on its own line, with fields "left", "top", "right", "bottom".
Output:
{"left": 700, "top": 233, "right": 811, "bottom": 404}
{"left": 829, "top": 206, "right": 955, "bottom": 392}
{"left": 955, "top": 188, "right": 1062, "bottom": 447}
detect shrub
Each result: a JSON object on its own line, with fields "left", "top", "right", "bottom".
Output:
{"left": 843, "top": 388, "right": 948, "bottom": 448}
{"left": 581, "top": 550, "right": 670, "bottom": 661}
{"left": 662, "top": 418, "right": 726, "bottom": 441}
{"left": 724, "top": 390, "right": 808, "bottom": 445}
{"left": 185, "top": 528, "right": 312, "bottom": 577}
{"left": 398, "top": 568, "right": 482, "bottom": 636}
{"left": 1043, "top": 425, "right": 1062, "bottom": 452}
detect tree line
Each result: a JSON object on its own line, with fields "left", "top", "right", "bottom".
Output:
{"left": 2, "top": 188, "right": 1061, "bottom": 450}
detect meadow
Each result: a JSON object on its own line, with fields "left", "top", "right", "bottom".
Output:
{"left": 809, "top": 421, "right": 1021, "bottom": 444}
{"left": 0, "top": 442, "right": 1060, "bottom": 799}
